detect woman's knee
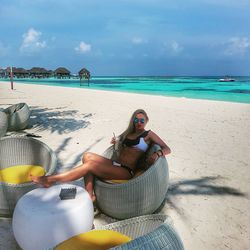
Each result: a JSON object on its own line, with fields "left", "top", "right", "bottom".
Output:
{"left": 82, "top": 152, "right": 93, "bottom": 163}
{"left": 85, "top": 161, "right": 100, "bottom": 175}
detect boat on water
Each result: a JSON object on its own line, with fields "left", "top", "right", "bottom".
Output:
{"left": 218, "top": 76, "right": 236, "bottom": 82}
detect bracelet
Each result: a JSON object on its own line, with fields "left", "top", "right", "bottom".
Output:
{"left": 156, "top": 151, "right": 161, "bottom": 157}
{"left": 156, "top": 150, "right": 164, "bottom": 157}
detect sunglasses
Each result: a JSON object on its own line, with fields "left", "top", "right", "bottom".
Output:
{"left": 134, "top": 118, "right": 145, "bottom": 124}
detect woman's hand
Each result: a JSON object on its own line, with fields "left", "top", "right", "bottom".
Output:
{"left": 110, "top": 137, "right": 116, "bottom": 144}
{"left": 146, "top": 152, "right": 159, "bottom": 165}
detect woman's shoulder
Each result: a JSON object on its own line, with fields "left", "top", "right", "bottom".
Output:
{"left": 141, "top": 130, "right": 151, "bottom": 137}
{"left": 147, "top": 129, "right": 154, "bottom": 136}
{"left": 147, "top": 130, "right": 160, "bottom": 140}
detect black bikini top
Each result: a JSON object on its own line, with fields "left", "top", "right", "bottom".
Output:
{"left": 123, "top": 130, "right": 150, "bottom": 150}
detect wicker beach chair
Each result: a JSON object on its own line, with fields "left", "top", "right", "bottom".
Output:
{"left": 54, "top": 214, "right": 184, "bottom": 250}
{"left": 94, "top": 144, "right": 169, "bottom": 219}
{"left": 0, "top": 111, "right": 8, "bottom": 137}
{"left": 4, "top": 103, "right": 31, "bottom": 131}
{"left": 96, "top": 214, "right": 184, "bottom": 250}
{"left": 0, "top": 137, "right": 57, "bottom": 217}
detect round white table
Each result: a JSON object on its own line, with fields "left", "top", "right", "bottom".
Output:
{"left": 12, "top": 184, "right": 94, "bottom": 250}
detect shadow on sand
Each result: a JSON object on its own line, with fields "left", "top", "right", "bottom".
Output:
{"left": 159, "top": 176, "right": 246, "bottom": 218}
{"left": 27, "top": 106, "right": 92, "bottom": 134}
{"left": 54, "top": 136, "right": 105, "bottom": 171}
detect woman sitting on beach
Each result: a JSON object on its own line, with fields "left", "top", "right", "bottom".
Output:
{"left": 31, "top": 109, "right": 171, "bottom": 201}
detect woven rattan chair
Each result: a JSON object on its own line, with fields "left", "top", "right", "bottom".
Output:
{"left": 94, "top": 144, "right": 169, "bottom": 219}
{"left": 53, "top": 214, "right": 184, "bottom": 250}
{"left": 0, "top": 137, "right": 57, "bottom": 216}
{"left": 0, "top": 111, "right": 8, "bottom": 137}
{"left": 4, "top": 103, "right": 31, "bottom": 131}
{"left": 96, "top": 214, "right": 184, "bottom": 250}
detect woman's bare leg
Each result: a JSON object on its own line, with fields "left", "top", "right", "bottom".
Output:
{"left": 30, "top": 162, "right": 90, "bottom": 187}
{"left": 82, "top": 152, "right": 111, "bottom": 165}
{"left": 84, "top": 173, "right": 96, "bottom": 201}
{"left": 30, "top": 153, "right": 131, "bottom": 190}
{"left": 83, "top": 152, "right": 96, "bottom": 200}
{"left": 30, "top": 152, "right": 103, "bottom": 186}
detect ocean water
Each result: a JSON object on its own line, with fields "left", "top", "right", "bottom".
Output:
{"left": 1, "top": 76, "right": 250, "bottom": 104}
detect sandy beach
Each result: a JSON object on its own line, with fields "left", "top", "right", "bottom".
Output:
{"left": 0, "top": 82, "right": 250, "bottom": 250}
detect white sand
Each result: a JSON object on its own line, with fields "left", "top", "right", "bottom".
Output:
{"left": 0, "top": 82, "right": 250, "bottom": 249}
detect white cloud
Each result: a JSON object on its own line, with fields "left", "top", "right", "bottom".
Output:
{"left": 75, "top": 41, "right": 91, "bottom": 54}
{"left": 131, "top": 37, "right": 147, "bottom": 44}
{"left": 20, "top": 28, "right": 47, "bottom": 52}
{"left": 224, "top": 37, "right": 250, "bottom": 56}
{"left": 171, "top": 40, "right": 183, "bottom": 53}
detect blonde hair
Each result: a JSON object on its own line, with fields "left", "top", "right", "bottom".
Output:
{"left": 113, "top": 109, "right": 149, "bottom": 161}
{"left": 119, "top": 109, "right": 149, "bottom": 142}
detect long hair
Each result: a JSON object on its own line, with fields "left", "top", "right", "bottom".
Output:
{"left": 118, "top": 109, "right": 149, "bottom": 143}
{"left": 112, "top": 109, "right": 149, "bottom": 163}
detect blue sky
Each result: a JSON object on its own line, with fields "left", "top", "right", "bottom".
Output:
{"left": 1, "top": 0, "right": 250, "bottom": 76}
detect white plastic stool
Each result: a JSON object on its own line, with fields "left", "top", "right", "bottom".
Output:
{"left": 12, "top": 184, "right": 94, "bottom": 250}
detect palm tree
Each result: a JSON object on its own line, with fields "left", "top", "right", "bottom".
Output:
{"left": 78, "top": 68, "right": 91, "bottom": 86}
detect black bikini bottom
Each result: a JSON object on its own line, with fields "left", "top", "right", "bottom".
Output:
{"left": 112, "top": 161, "right": 135, "bottom": 177}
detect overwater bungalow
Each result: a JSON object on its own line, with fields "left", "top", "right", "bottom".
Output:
{"left": 5, "top": 67, "right": 22, "bottom": 78}
{"left": 0, "top": 68, "right": 7, "bottom": 78}
{"left": 54, "top": 67, "right": 71, "bottom": 79}
{"left": 78, "top": 68, "right": 91, "bottom": 86}
{"left": 29, "top": 67, "right": 51, "bottom": 78}
{"left": 14, "top": 68, "right": 29, "bottom": 78}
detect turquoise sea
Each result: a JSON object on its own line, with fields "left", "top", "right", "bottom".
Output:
{"left": 1, "top": 76, "right": 250, "bottom": 104}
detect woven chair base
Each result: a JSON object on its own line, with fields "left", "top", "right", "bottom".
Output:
{"left": 4, "top": 103, "right": 31, "bottom": 131}
{"left": 0, "top": 111, "right": 8, "bottom": 137}
{"left": 0, "top": 137, "right": 57, "bottom": 217}
{"left": 95, "top": 214, "right": 184, "bottom": 250}
{"left": 94, "top": 144, "right": 169, "bottom": 219}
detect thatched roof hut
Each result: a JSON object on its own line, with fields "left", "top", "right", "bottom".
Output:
{"left": 0, "top": 68, "right": 7, "bottom": 78}
{"left": 79, "top": 68, "right": 90, "bottom": 79}
{"left": 54, "top": 67, "right": 71, "bottom": 78}
{"left": 78, "top": 68, "right": 91, "bottom": 86}
{"left": 5, "top": 67, "right": 19, "bottom": 77}
{"left": 13, "top": 68, "right": 29, "bottom": 78}
{"left": 5, "top": 67, "right": 15, "bottom": 74}
{"left": 29, "top": 67, "right": 51, "bottom": 78}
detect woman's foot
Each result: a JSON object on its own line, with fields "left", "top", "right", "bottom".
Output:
{"left": 29, "top": 175, "right": 53, "bottom": 188}
{"left": 90, "top": 193, "right": 96, "bottom": 202}
{"left": 91, "top": 194, "right": 96, "bottom": 202}
{"left": 86, "top": 189, "right": 96, "bottom": 202}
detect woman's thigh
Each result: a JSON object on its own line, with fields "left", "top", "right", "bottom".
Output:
{"left": 88, "top": 157, "right": 131, "bottom": 180}
{"left": 83, "top": 152, "right": 110, "bottom": 163}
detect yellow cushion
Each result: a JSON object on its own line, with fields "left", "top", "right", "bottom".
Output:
{"left": 55, "top": 229, "right": 132, "bottom": 250}
{"left": 0, "top": 165, "right": 45, "bottom": 184}
{"left": 106, "top": 170, "right": 145, "bottom": 184}
{"left": 107, "top": 179, "right": 128, "bottom": 184}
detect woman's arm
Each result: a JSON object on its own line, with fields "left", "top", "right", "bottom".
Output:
{"left": 146, "top": 131, "right": 171, "bottom": 165}
{"left": 149, "top": 130, "right": 171, "bottom": 156}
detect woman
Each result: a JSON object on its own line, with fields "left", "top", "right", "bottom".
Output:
{"left": 31, "top": 109, "right": 171, "bottom": 201}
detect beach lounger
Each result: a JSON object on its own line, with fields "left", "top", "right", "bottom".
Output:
{"left": 94, "top": 144, "right": 169, "bottom": 219}
{"left": 4, "top": 102, "right": 31, "bottom": 131}
{"left": 0, "top": 137, "right": 57, "bottom": 216}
